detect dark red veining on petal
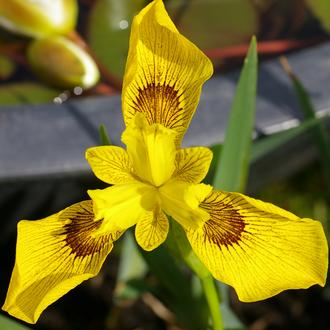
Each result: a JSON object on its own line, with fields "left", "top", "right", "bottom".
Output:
{"left": 201, "top": 193, "right": 246, "bottom": 248}
{"left": 130, "top": 83, "right": 184, "bottom": 129}
{"left": 58, "top": 201, "right": 118, "bottom": 258}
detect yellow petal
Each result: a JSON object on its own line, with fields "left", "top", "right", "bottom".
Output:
{"left": 173, "top": 147, "right": 213, "bottom": 183}
{"left": 159, "top": 180, "right": 211, "bottom": 230}
{"left": 88, "top": 181, "right": 157, "bottom": 232}
{"left": 122, "top": 0, "right": 213, "bottom": 144}
{"left": 186, "top": 190, "right": 328, "bottom": 302}
{"left": 2, "top": 201, "right": 122, "bottom": 324}
{"left": 86, "top": 146, "right": 135, "bottom": 184}
{"left": 122, "top": 113, "right": 177, "bottom": 186}
{"left": 135, "top": 205, "right": 169, "bottom": 251}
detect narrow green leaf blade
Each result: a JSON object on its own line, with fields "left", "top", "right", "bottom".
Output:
{"left": 98, "top": 124, "right": 112, "bottom": 145}
{"left": 213, "top": 37, "right": 258, "bottom": 192}
{"left": 281, "top": 57, "right": 330, "bottom": 198}
{"left": 0, "top": 314, "right": 31, "bottom": 330}
{"left": 251, "top": 118, "right": 321, "bottom": 163}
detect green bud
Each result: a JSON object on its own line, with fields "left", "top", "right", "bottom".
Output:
{"left": 0, "top": 0, "right": 78, "bottom": 38}
{"left": 27, "top": 36, "right": 100, "bottom": 89}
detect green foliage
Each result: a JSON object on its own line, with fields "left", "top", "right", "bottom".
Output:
{"left": 0, "top": 314, "right": 31, "bottom": 330}
{"left": 213, "top": 37, "right": 258, "bottom": 192}
{"left": 88, "top": 0, "right": 146, "bottom": 80}
{"left": 306, "top": 0, "right": 330, "bottom": 32}
{"left": 251, "top": 118, "right": 321, "bottom": 163}
{"left": 0, "top": 55, "right": 16, "bottom": 80}
{"left": 281, "top": 58, "right": 330, "bottom": 199}
{"left": 99, "top": 124, "right": 112, "bottom": 145}
{"left": 165, "top": 0, "right": 258, "bottom": 50}
{"left": 0, "top": 82, "right": 59, "bottom": 105}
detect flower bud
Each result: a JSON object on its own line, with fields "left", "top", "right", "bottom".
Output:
{"left": 0, "top": 0, "right": 78, "bottom": 38}
{"left": 27, "top": 36, "right": 100, "bottom": 89}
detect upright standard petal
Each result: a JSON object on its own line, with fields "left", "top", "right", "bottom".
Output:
{"left": 86, "top": 146, "right": 135, "bottom": 185}
{"left": 173, "top": 147, "right": 213, "bottom": 183}
{"left": 122, "top": 0, "right": 213, "bottom": 144}
{"left": 186, "top": 191, "right": 328, "bottom": 302}
{"left": 3, "top": 201, "right": 122, "bottom": 324}
{"left": 122, "top": 114, "right": 177, "bottom": 187}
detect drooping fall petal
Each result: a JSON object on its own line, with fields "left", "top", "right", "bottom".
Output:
{"left": 122, "top": 113, "right": 177, "bottom": 186}
{"left": 122, "top": 0, "right": 213, "bottom": 144}
{"left": 173, "top": 147, "right": 213, "bottom": 183}
{"left": 2, "top": 201, "right": 122, "bottom": 324}
{"left": 88, "top": 181, "right": 157, "bottom": 232}
{"left": 135, "top": 205, "right": 169, "bottom": 251}
{"left": 86, "top": 146, "right": 135, "bottom": 185}
{"left": 186, "top": 190, "right": 328, "bottom": 302}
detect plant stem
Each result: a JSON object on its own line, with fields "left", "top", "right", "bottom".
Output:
{"left": 200, "top": 274, "right": 223, "bottom": 330}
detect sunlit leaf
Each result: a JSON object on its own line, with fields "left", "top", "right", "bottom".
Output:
{"left": 213, "top": 37, "right": 258, "bottom": 192}
{"left": 0, "top": 82, "right": 59, "bottom": 105}
{"left": 88, "top": 0, "right": 146, "bottom": 80}
{"left": 306, "top": 0, "right": 330, "bottom": 32}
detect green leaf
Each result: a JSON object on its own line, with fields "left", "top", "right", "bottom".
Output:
{"left": 0, "top": 314, "right": 31, "bottom": 330}
{"left": 204, "top": 143, "right": 222, "bottom": 184}
{"left": 165, "top": 0, "right": 258, "bottom": 50}
{"left": 168, "top": 220, "right": 209, "bottom": 279}
{"left": 251, "top": 118, "right": 322, "bottom": 163}
{"left": 114, "top": 231, "right": 148, "bottom": 300}
{"left": 213, "top": 37, "right": 258, "bottom": 192}
{"left": 221, "top": 303, "right": 246, "bottom": 330}
{"left": 99, "top": 124, "right": 112, "bottom": 145}
{"left": 281, "top": 57, "right": 330, "bottom": 199}
{"left": 140, "top": 242, "right": 208, "bottom": 330}
{"left": 305, "top": 0, "right": 330, "bottom": 32}
{"left": 88, "top": 0, "right": 146, "bottom": 80}
{"left": 0, "top": 55, "right": 16, "bottom": 80}
{"left": 0, "top": 82, "right": 59, "bottom": 105}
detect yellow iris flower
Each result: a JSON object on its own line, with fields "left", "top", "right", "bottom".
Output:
{"left": 3, "top": 0, "right": 328, "bottom": 324}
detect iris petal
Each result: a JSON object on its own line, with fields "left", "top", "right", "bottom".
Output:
{"left": 2, "top": 201, "right": 122, "bottom": 324}
{"left": 122, "top": 0, "right": 213, "bottom": 144}
{"left": 86, "top": 146, "right": 135, "bottom": 185}
{"left": 186, "top": 190, "right": 328, "bottom": 302}
{"left": 135, "top": 205, "right": 169, "bottom": 251}
{"left": 122, "top": 114, "right": 177, "bottom": 186}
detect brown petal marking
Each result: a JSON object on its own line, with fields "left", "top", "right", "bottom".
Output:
{"left": 56, "top": 201, "right": 120, "bottom": 258}
{"left": 129, "top": 82, "right": 184, "bottom": 129}
{"left": 201, "top": 193, "right": 246, "bottom": 248}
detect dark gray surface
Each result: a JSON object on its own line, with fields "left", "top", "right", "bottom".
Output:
{"left": 1, "top": 42, "right": 330, "bottom": 182}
